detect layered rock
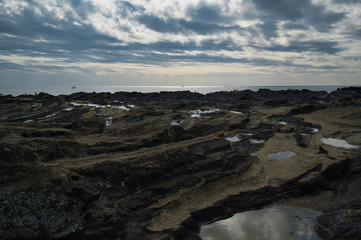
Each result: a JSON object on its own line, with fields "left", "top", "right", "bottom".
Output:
{"left": 0, "top": 87, "right": 360, "bottom": 239}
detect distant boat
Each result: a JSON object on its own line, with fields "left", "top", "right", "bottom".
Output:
{"left": 72, "top": 85, "right": 76, "bottom": 89}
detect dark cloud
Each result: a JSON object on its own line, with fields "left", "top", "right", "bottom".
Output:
{"left": 251, "top": 0, "right": 306, "bottom": 20}
{"left": 119, "top": 1, "right": 145, "bottom": 12}
{"left": 68, "top": 0, "right": 96, "bottom": 18}
{"left": 282, "top": 22, "right": 310, "bottom": 30}
{"left": 126, "top": 51, "right": 274, "bottom": 65}
{"left": 256, "top": 21, "right": 279, "bottom": 38}
{"left": 178, "top": 18, "right": 242, "bottom": 35}
{"left": 115, "top": 1, "right": 145, "bottom": 18}
{"left": 138, "top": 14, "right": 242, "bottom": 35}
{"left": 199, "top": 39, "right": 242, "bottom": 51}
{"left": 91, "top": 39, "right": 242, "bottom": 63}
{"left": 0, "top": 3, "right": 76, "bottom": 39}
{"left": 250, "top": 0, "right": 346, "bottom": 32}
{"left": 0, "top": 62, "right": 25, "bottom": 71}
{"left": 137, "top": 1, "right": 243, "bottom": 35}
{"left": 143, "top": 51, "right": 342, "bottom": 70}
{"left": 187, "top": 2, "right": 233, "bottom": 23}
{"left": 333, "top": 0, "right": 361, "bottom": 4}
{"left": 0, "top": 1, "right": 123, "bottom": 56}
{"left": 344, "top": 56, "right": 361, "bottom": 61}
{"left": 257, "top": 40, "right": 342, "bottom": 54}
{"left": 137, "top": 15, "right": 182, "bottom": 33}
{"left": 354, "top": 27, "right": 361, "bottom": 38}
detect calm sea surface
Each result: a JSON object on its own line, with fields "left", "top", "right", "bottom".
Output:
{"left": 0, "top": 85, "right": 358, "bottom": 96}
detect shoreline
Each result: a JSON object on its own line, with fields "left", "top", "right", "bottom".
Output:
{"left": 1, "top": 84, "right": 359, "bottom": 96}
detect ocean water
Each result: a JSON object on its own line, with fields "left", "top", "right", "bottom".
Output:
{"left": 0, "top": 85, "right": 358, "bottom": 96}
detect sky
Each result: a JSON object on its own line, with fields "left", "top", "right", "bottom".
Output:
{"left": 0, "top": 0, "right": 361, "bottom": 87}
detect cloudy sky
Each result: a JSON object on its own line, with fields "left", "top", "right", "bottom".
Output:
{"left": 0, "top": 0, "right": 361, "bottom": 87}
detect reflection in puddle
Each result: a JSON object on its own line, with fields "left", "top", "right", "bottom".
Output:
{"left": 200, "top": 205, "right": 322, "bottom": 240}
{"left": 268, "top": 151, "right": 296, "bottom": 160}
{"left": 321, "top": 137, "right": 360, "bottom": 149}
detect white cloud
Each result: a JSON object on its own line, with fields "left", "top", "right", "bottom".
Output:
{"left": 0, "top": 0, "right": 28, "bottom": 15}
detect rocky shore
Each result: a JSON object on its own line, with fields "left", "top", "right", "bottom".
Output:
{"left": 1, "top": 87, "right": 361, "bottom": 240}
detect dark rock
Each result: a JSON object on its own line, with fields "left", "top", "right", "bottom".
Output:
{"left": 264, "top": 99, "right": 289, "bottom": 107}
{"left": 318, "top": 146, "right": 328, "bottom": 154}
{"left": 316, "top": 204, "right": 361, "bottom": 240}
{"left": 322, "top": 159, "right": 350, "bottom": 180}
{"left": 288, "top": 104, "right": 325, "bottom": 115}
{"left": 294, "top": 133, "right": 309, "bottom": 148}
{"left": 65, "top": 117, "right": 105, "bottom": 133}
{"left": 229, "top": 116, "right": 249, "bottom": 130}
{"left": 188, "top": 139, "right": 230, "bottom": 157}
{"left": 0, "top": 182, "right": 88, "bottom": 239}
{"left": 34, "top": 92, "right": 54, "bottom": 100}
{"left": 0, "top": 88, "right": 361, "bottom": 240}
{"left": 0, "top": 139, "right": 87, "bottom": 163}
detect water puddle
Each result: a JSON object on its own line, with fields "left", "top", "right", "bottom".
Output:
{"left": 70, "top": 102, "right": 131, "bottom": 111}
{"left": 43, "top": 113, "right": 56, "bottom": 119}
{"left": 171, "top": 120, "right": 180, "bottom": 126}
{"left": 268, "top": 151, "right": 296, "bottom": 160}
{"left": 321, "top": 137, "right": 360, "bottom": 149}
{"left": 242, "top": 133, "right": 254, "bottom": 136}
{"left": 63, "top": 107, "right": 73, "bottom": 111}
{"left": 191, "top": 114, "right": 201, "bottom": 118}
{"left": 279, "top": 121, "right": 287, "bottom": 125}
{"left": 250, "top": 139, "right": 265, "bottom": 144}
{"left": 312, "top": 128, "right": 319, "bottom": 133}
{"left": 105, "top": 117, "right": 112, "bottom": 127}
{"left": 200, "top": 205, "right": 322, "bottom": 240}
{"left": 191, "top": 109, "right": 221, "bottom": 117}
{"left": 229, "top": 111, "right": 243, "bottom": 115}
{"left": 225, "top": 136, "right": 241, "bottom": 142}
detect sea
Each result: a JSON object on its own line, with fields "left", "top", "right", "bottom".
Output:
{"left": 0, "top": 85, "right": 359, "bottom": 96}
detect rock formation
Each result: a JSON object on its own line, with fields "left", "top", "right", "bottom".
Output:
{"left": 0, "top": 87, "right": 360, "bottom": 239}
